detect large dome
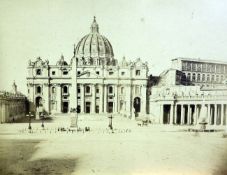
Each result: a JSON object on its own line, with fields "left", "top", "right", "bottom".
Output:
{"left": 75, "top": 17, "right": 114, "bottom": 60}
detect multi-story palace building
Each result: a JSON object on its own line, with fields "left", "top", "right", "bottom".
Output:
{"left": 27, "top": 17, "right": 148, "bottom": 119}
{"left": 0, "top": 82, "right": 28, "bottom": 123}
{"left": 171, "top": 57, "right": 227, "bottom": 87}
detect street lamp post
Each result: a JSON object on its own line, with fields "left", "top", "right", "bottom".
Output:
{"left": 26, "top": 112, "right": 34, "bottom": 130}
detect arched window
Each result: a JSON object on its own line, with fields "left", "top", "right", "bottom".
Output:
{"left": 86, "top": 86, "right": 90, "bottom": 93}
{"left": 197, "top": 74, "right": 201, "bottom": 82}
{"left": 109, "top": 86, "right": 113, "bottom": 94}
{"left": 63, "top": 86, "right": 68, "bottom": 93}
{"left": 192, "top": 73, "right": 196, "bottom": 81}
{"left": 187, "top": 73, "right": 191, "bottom": 81}
{"left": 216, "top": 75, "right": 219, "bottom": 82}
{"left": 202, "top": 74, "right": 205, "bottom": 82}
{"left": 36, "top": 86, "right": 41, "bottom": 94}
{"left": 121, "top": 87, "right": 124, "bottom": 94}
{"left": 207, "top": 74, "right": 210, "bottom": 82}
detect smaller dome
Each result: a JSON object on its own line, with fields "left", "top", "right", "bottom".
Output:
{"left": 56, "top": 55, "right": 68, "bottom": 66}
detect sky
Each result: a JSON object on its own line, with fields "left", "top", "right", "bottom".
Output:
{"left": 1, "top": 0, "right": 227, "bottom": 94}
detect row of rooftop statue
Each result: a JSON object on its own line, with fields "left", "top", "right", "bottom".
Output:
{"left": 28, "top": 56, "right": 148, "bottom": 68}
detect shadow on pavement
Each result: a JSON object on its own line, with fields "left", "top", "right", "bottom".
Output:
{"left": 0, "top": 139, "right": 78, "bottom": 175}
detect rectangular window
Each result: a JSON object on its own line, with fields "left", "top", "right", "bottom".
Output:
{"left": 86, "top": 86, "right": 90, "bottom": 93}
{"left": 136, "top": 70, "right": 140, "bottom": 76}
{"left": 187, "top": 62, "right": 191, "bottom": 71}
{"left": 182, "top": 62, "right": 187, "bottom": 71}
{"left": 63, "top": 71, "right": 68, "bottom": 75}
{"left": 192, "top": 63, "right": 196, "bottom": 71}
{"left": 202, "top": 64, "right": 206, "bottom": 72}
{"left": 197, "top": 64, "right": 201, "bottom": 72}
{"left": 109, "top": 71, "right": 113, "bottom": 75}
{"left": 36, "top": 69, "right": 42, "bottom": 75}
{"left": 77, "top": 88, "right": 81, "bottom": 93}
{"left": 95, "top": 106, "right": 99, "bottom": 113}
{"left": 96, "top": 88, "right": 99, "bottom": 93}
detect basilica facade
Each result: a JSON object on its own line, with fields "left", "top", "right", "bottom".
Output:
{"left": 27, "top": 17, "right": 148, "bottom": 119}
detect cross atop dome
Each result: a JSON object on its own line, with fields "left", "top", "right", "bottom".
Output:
{"left": 90, "top": 16, "right": 99, "bottom": 33}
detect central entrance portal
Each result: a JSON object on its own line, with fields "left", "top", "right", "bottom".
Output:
{"left": 62, "top": 102, "right": 69, "bottom": 113}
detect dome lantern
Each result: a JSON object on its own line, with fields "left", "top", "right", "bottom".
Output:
{"left": 91, "top": 16, "right": 99, "bottom": 33}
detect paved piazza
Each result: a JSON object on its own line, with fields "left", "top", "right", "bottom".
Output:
{"left": 0, "top": 114, "right": 227, "bottom": 175}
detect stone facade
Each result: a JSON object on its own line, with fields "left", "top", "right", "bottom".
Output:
{"left": 27, "top": 17, "right": 148, "bottom": 119}
{"left": 0, "top": 82, "right": 28, "bottom": 123}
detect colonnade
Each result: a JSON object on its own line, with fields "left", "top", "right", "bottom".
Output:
{"left": 161, "top": 103, "right": 227, "bottom": 126}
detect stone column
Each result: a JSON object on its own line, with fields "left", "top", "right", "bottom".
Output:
{"left": 81, "top": 84, "right": 84, "bottom": 113}
{"left": 91, "top": 84, "right": 96, "bottom": 113}
{"left": 114, "top": 85, "right": 118, "bottom": 113}
{"left": 0, "top": 102, "right": 2, "bottom": 123}
{"left": 221, "top": 104, "right": 224, "bottom": 125}
{"left": 207, "top": 104, "right": 211, "bottom": 125}
{"left": 160, "top": 104, "right": 164, "bottom": 124}
{"left": 141, "top": 85, "right": 147, "bottom": 114}
{"left": 1, "top": 102, "right": 6, "bottom": 123}
{"left": 99, "top": 84, "right": 103, "bottom": 113}
{"left": 181, "top": 105, "right": 184, "bottom": 125}
{"left": 217, "top": 105, "right": 220, "bottom": 125}
{"left": 43, "top": 83, "right": 50, "bottom": 114}
{"left": 174, "top": 105, "right": 178, "bottom": 124}
{"left": 126, "top": 85, "right": 132, "bottom": 118}
{"left": 170, "top": 104, "right": 174, "bottom": 125}
{"left": 225, "top": 104, "right": 227, "bottom": 126}
{"left": 214, "top": 104, "right": 217, "bottom": 125}
{"left": 187, "top": 104, "right": 191, "bottom": 125}
{"left": 104, "top": 84, "right": 107, "bottom": 113}
{"left": 224, "top": 104, "right": 227, "bottom": 126}
{"left": 194, "top": 104, "right": 197, "bottom": 125}
{"left": 5, "top": 102, "right": 9, "bottom": 122}
{"left": 57, "top": 85, "right": 61, "bottom": 113}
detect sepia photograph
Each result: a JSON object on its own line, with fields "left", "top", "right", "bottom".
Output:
{"left": 0, "top": 0, "right": 227, "bottom": 174}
